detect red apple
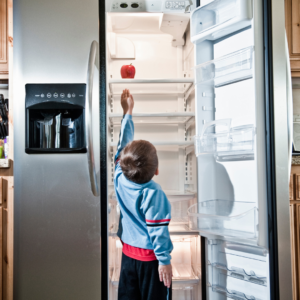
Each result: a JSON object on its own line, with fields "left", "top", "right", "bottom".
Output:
{"left": 121, "top": 63, "right": 136, "bottom": 78}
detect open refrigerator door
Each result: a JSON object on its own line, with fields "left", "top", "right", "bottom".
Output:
{"left": 190, "top": 0, "right": 271, "bottom": 299}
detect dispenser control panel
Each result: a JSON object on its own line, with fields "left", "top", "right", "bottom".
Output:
{"left": 25, "top": 84, "right": 86, "bottom": 108}
{"left": 108, "top": 0, "right": 194, "bottom": 12}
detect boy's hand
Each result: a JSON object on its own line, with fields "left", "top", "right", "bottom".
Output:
{"left": 121, "top": 89, "right": 134, "bottom": 115}
{"left": 158, "top": 264, "right": 172, "bottom": 288}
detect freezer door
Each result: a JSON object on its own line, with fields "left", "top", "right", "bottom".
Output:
{"left": 189, "top": 0, "right": 292, "bottom": 299}
{"left": 13, "top": 0, "right": 101, "bottom": 299}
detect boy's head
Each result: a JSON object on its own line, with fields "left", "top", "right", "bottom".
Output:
{"left": 120, "top": 140, "right": 158, "bottom": 184}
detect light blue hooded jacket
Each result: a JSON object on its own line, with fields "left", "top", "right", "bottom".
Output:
{"left": 114, "top": 114, "right": 173, "bottom": 265}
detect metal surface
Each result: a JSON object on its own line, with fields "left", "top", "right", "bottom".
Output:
{"left": 286, "top": 33, "right": 293, "bottom": 179}
{"left": 86, "top": 41, "right": 100, "bottom": 196}
{"left": 13, "top": 0, "right": 101, "bottom": 299}
{"left": 268, "top": 0, "right": 293, "bottom": 298}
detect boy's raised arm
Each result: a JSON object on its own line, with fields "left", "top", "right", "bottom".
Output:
{"left": 114, "top": 89, "right": 134, "bottom": 162}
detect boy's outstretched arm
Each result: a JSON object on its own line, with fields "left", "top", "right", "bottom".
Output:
{"left": 114, "top": 89, "right": 134, "bottom": 162}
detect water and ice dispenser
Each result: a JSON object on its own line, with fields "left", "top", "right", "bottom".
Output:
{"left": 25, "top": 84, "right": 86, "bottom": 154}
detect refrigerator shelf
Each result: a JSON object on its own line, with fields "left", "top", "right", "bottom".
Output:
{"left": 187, "top": 200, "right": 258, "bottom": 240}
{"left": 110, "top": 265, "right": 200, "bottom": 286}
{"left": 194, "top": 46, "right": 254, "bottom": 88}
{"left": 110, "top": 140, "right": 194, "bottom": 147}
{"left": 110, "top": 190, "right": 196, "bottom": 201}
{"left": 108, "top": 112, "right": 195, "bottom": 126}
{"left": 109, "top": 190, "right": 197, "bottom": 234}
{"left": 190, "top": 0, "right": 253, "bottom": 44}
{"left": 109, "top": 78, "right": 194, "bottom": 98}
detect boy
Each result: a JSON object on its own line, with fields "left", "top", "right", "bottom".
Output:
{"left": 114, "top": 89, "right": 173, "bottom": 300}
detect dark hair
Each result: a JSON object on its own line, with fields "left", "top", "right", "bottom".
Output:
{"left": 120, "top": 140, "right": 158, "bottom": 184}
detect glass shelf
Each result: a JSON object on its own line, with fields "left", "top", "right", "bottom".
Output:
{"left": 194, "top": 46, "right": 254, "bottom": 87}
{"left": 109, "top": 112, "right": 195, "bottom": 126}
{"left": 109, "top": 190, "right": 197, "bottom": 235}
{"left": 190, "top": 0, "right": 253, "bottom": 44}
{"left": 108, "top": 78, "right": 194, "bottom": 97}
{"left": 188, "top": 200, "right": 258, "bottom": 240}
{"left": 110, "top": 140, "right": 194, "bottom": 147}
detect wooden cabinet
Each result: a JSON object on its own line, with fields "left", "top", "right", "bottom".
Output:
{"left": 0, "top": 0, "right": 8, "bottom": 77}
{"left": 285, "top": 0, "right": 300, "bottom": 77}
{"left": 290, "top": 166, "right": 300, "bottom": 299}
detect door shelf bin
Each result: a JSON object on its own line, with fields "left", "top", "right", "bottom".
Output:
{"left": 212, "top": 263, "right": 267, "bottom": 286}
{"left": 194, "top": 122, "right": 256, "bottom": 161}
{"left": 190, "top": 0, "right": 253, "bottom": 44}
{"left": 212, "top": 285, "right": 264, "bottom": 300}
{"left": 194, "top": 46, "right": 254, "bottom": 87}
{"left": 187, "top": 200, "right": 258, "bottom": 239}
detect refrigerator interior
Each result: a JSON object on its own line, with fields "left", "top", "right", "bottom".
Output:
{"left": 106, "top": 11, "right": 201, "bottom": 299}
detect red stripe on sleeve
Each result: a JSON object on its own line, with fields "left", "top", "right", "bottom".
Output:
{"left": 145, "top": 219, "right": 171, "bottom": 223}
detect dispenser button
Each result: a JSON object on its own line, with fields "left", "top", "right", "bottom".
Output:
{"left": 67, "top": 93, "right": 71, "bottom": 98}
{"left": 47, "top": 93, "right": 51, "bottom": 98}
{"left": 41, "top": 93, "right": 45, "bottom": 98}
{"left": 60, "top": 93, "right": 65, "bottom": 98}
{"left": 72, "top": 93, "right": 76, "bottom": 98}
{"left": 53, "top": 92, "right": 58, "bottom": 98}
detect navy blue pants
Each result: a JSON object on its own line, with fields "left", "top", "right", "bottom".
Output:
{"left": 118, "top": 253, "right": 172, "bottom": 300}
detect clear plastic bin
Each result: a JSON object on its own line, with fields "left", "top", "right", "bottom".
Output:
{"left": 194, "top": 119, "right": 232, "bottom": 154}
{"left": 190, "top": 0, "right": 253, "bottom": 43}
{"left": 194, "top": 120, "right": 255, "bottom": 161}
{"left": 230, "top": 124, "right": 255, "bottom": 151}
{"left": 188, "top": 200, "right": 258, "bottom": 240}
{"left": 194, "top": 46, "right": 254, "bottom": 87}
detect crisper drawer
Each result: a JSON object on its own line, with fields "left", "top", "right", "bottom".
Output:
{"left": 188, "top": 200, "right": 258, "bottom": 240}
{"left": 190, "top": 0, "right": 253, "bottom": 44}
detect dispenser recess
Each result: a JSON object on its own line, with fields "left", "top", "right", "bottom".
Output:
{"left": 25, "top": 84, "right": 87, "bottom": 154}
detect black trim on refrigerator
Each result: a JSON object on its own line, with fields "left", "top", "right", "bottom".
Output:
{"left": 263, "top": 0, "right": 280, "bottom": 299}
{"left": 201, "top": 236, "right": 207, "bottom": 300}
{"left": 99, "top": 1, "right": 108, "bottom": 299}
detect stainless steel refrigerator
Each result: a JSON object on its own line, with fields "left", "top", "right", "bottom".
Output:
{"left": 13, "top": 0, "right": 293, "bottom": 299}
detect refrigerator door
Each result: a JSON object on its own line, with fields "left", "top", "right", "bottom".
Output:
{"left": 190, "top": 0, "right": 292, "bottom": 299}
{"left": 13, "top": 0, "right": 101, "bottom": 299}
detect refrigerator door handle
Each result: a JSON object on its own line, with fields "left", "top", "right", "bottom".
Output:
{"left": 285, "top": 32, "right": 293, "bottom": 180}
{"left": 86, "top": 40, "right": 100, "bottom": 197}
